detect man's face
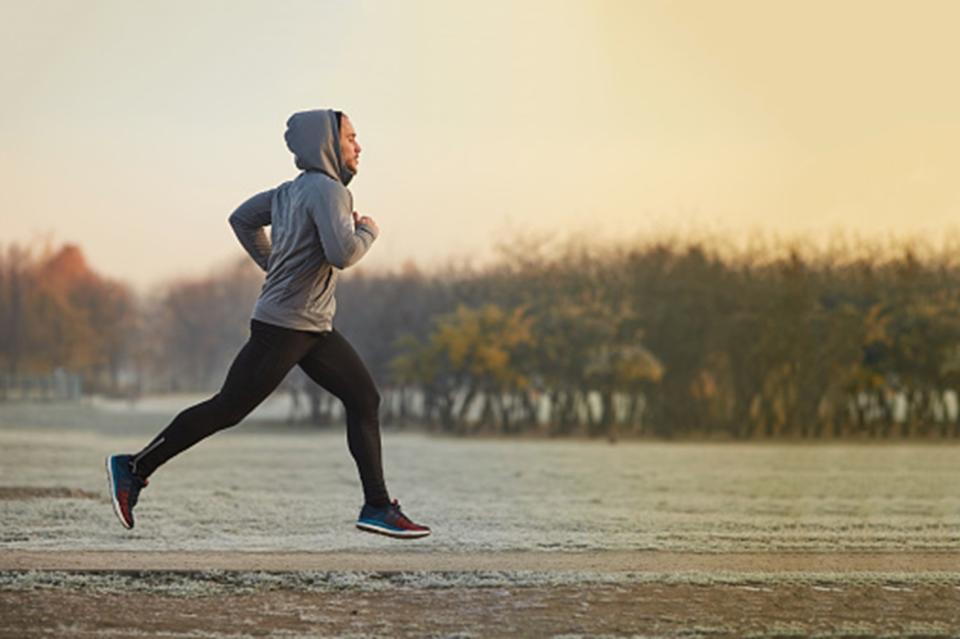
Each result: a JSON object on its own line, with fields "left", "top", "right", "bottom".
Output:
{"left": 339, "top": 114, "right": 361, "bottom": 173}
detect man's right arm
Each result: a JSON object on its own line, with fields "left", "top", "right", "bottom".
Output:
{"left": 310, "top": 185, "right": 379, "bottom": 269}
{"left": 228, "top": 189, "right": 274, "bottom": 272}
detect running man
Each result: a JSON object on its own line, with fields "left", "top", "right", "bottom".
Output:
{"left": 106, "top": 108, "right": 430, "bottom": 539}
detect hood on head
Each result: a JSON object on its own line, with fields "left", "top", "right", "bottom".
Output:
{"left": 284, "top": 109, "right": 354, "bottom": 186}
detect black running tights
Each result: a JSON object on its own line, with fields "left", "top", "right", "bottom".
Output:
{"left": 129, "top": 318, "right": 391, "bottom": 507}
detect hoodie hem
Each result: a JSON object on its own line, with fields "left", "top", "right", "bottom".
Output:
{"left": 251, "top": 302, "right": 333, "bottom": 333}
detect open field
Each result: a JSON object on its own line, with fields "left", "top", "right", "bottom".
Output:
{"left": 3, "top": 399, "right": 959, "bottom": 554}
{"left": 2, "top": 400, "right": 960, "bottom": 637}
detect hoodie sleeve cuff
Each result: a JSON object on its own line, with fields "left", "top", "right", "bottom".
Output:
{"left": 357, "top": 223, "right": 379, "bottom": 242}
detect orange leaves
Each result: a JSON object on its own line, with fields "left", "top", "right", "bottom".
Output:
{"left": 0, "top": 241, "right": 135, "bottom": 384}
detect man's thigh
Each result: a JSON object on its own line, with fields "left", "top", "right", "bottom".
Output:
{"left": 297, "top": 330, "right": 378, "bottom": 404}
{"left": 219, "top": 321, "right": 320, "bottom": 406}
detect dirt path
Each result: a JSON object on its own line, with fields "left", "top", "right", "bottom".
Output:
{"left": 4, "top": 551, "right": 960, "bottom": 637}
{"left": 3, "top": 583, "right": 959, "bottom": 638}
{"left": 2, "top": 549, "right": 959, "bottom": 572}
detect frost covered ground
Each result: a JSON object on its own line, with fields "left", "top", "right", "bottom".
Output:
{"left": 3, "top": 400, "right": 960, "bottom": 637}
{"left": 1, "top": 398, "right": 958, "bottom": 554}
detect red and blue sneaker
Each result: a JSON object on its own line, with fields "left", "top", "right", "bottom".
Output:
{"left": 356, "top": 498, "right": 431, "bottom": 539}
{"left": 105, "top": 454, "right": 148, "bottom": 529}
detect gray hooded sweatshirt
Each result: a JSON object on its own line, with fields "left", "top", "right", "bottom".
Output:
{"left": 228, "top": 109, "right": 378, "bottom": 332}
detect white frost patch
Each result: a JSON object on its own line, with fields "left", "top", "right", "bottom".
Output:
{"left": 2, "top": 402, "right": 960, "bottom": 555}
{"left": 2, "top": 569, "right": 960, "bottom": 597}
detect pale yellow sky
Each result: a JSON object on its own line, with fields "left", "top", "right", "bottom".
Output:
{"left": 1, "top": 0, "right": 958, "bottom": 292}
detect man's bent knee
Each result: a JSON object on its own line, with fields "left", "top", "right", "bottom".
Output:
{"left": 345, "top": 388, "right": 380, "bottom": 421}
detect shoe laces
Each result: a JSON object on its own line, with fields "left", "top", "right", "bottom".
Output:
{"left": 126, "top": 460, "right": 149, "bottom": 487}
{"left": 389, "top": 499, "right": 417, "bottom": 525}
{"left": 126, "top": 475, "right": 147, "bottom": 510}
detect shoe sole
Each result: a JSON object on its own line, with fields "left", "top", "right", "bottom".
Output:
{"left": 356, "top": 521, "right": 431, "bottom": 539}
{"left": 105, "top": 455, "right": 133, "bottom": 530}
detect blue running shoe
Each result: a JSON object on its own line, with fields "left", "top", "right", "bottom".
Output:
{"left": 105, "top": 454, "right": 148, "bottom": 529}
{"left": 356, "top": 498, "right": 431, "bottom": 539}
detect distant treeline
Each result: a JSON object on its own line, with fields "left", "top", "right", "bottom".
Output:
{"left": 0, "top": 242, "right": 260, "bottom": 399}
{"left": 3, "top": 234, "right": 960, "bottom": 440}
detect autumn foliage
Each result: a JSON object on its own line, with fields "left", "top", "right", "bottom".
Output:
{"left": 0, "top": 242, "right": 136, "bottom": 394}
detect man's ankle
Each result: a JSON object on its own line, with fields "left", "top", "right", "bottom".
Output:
{"left": 127, "top": 459, "right": 149, "bottom": 482}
